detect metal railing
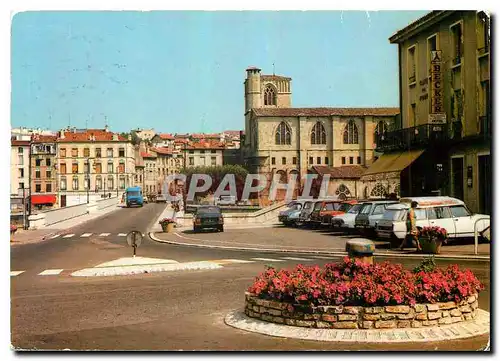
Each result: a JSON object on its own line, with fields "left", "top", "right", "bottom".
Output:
{"left": 474, "top": 217, "right": 490, "bottom": 255}
{"left": 375, "top": 123, "right": 449, "bottom": 151}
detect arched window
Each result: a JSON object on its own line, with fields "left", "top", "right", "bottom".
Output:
{"left": 375, "top": 120, "right": 387, "bottom": 135}
{"left": 264, "top": 85, "right": 277, "bottom": 106}
{"left": 370, "top": 183, "right": 387, "bottom": 198}
{"left": 288, "top": 169, "right": 299, "bottom": 183}
{"left": 276, "top": 170, "right": 287, "bottom": 184}
{"left": 394, "top": 183, "right": 400, "bottom": 196}
{"left": 275, "top": 122, "right": 291, "bottom": 145}
{"left": 343, "top": 120, "right": 359, "bottom": 144}
{"left": 335, "top": 184, "right": 351, "bottom": 200}
{"left": 311, "top": 122, "right": 326, "bottom": 145}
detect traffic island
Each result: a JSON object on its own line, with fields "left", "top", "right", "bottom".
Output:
{"left": 243, "top": 292, "right": 481, "bottom": 330}
{"left": 225, "top": 257, "right": 489, "bottom": 344}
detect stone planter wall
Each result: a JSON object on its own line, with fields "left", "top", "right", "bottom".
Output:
{"left": 244, "top": 292, "right": 479, "bottom": 329}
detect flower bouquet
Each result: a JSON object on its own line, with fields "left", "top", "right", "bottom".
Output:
{"left": 419, "top": 226, "right": 448, "bottom": 254}
{"left": 159, "top": 218, "right": 176, "bottom": 233}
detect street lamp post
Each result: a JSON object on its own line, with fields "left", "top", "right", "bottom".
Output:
{"left": 116, "top": 165, "right": 120, "bottom": 197}
{"left": 85, "top": 158, "right": 95, "bottom": 203}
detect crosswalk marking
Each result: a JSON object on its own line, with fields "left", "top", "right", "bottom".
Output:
{"left": 38, "top": 269, "right": 64, "bottom": 276}
{"left": 49, "top": 234, "right": 60, "bottom": 239}
{"left": 63, "top": 234, "right": 74, "bottom": 238}
{"left": 81, "top": 233, "right": 93, "bottom": 237}
{"left": 251, "top": 258, "right": 284, "bottom": 262}
{"left": 10, "top": 271, "right": 25, "bottom": 277}
{"left": 99, "top": 233, "right": 111, "bottom": 237}
{"left": 118, "top": 233, "right": 127, "bottom": 237}
{"left": 281, "top": 257, "right": 314, "bottom": 261}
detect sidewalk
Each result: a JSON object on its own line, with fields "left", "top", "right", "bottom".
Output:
{"left": 10, "top": 204, "right": 122, "bottom": 246}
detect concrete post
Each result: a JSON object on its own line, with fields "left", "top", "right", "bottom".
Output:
{"left": 345, "top": 238, "right": 375, "bottom": 264}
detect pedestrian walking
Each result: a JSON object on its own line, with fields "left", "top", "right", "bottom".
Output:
{"left": 399, "top": 201, "right": 421, "bottom": 251}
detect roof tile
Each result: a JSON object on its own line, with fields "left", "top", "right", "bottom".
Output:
{"left": 311, "top": 165, "right": 366, "bottom": 179}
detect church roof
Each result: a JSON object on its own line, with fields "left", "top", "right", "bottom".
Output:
{"left": 311, "top": 165, "right": 367, "bottom": 179}
{"left": 261, "top": 74, "right": 292, "bottom": 81}
{"left": 252, "top": 107, "right": 399, "bottom": 117}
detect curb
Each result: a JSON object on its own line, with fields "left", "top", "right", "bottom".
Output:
{"left": 225, "top": 309, "right": 490, "bottom": 344}
{"left": 70, "top": 261, "right": 223, "bottom": 277}
{"left": 148, "top": 232, "right": 490, "bottom": 262}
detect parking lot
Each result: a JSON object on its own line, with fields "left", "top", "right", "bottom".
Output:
{"left": 154, "top": 222, "right": 490, "bottom": 257}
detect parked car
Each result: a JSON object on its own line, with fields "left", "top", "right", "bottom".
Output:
{"left": 310, "top": 199, "right": 354, "bottom": 228}
{"left": 322, "top": 200, "right": 358, "bottom": 226}
{"left": 215, "top": 195, "right": 237, "bottom": 206}
{"left": 156, "top": 194, "right": 167, "bottom": 203}
{"left": 331, "top": 203, "right": 364, "bottom": 231}
{"left": 354, "top": 200, "right": 399, "bottom": 236}
{"left": 287, "top": 208, "right": 304, "bottom": 227}
{"left": 376, "top": 196, "right": 490, "bottom": 246}
{"left": 296, "top": 198, "right": 332, "bottom": 227}
{"left": 193, "top": 206, "right": 224, "bottom": 232}
{"left": 278, "top": 200, "right": 309, "bottom": 226}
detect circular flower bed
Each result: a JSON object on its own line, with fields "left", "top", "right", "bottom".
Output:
{"left": 245, "top": 257, "right": 483, "bottom": 329}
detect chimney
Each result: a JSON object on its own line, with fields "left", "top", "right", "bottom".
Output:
{"left": 105, "top": 125, "right": 109, "bottom": 132}
{"left": 128, "top": 134, "right": 132, "bottom": 141}
{"left": 59, "top": 130, "right": 65, "bottom": 139}
{"left": 112, "top": 133, "right": 118, "bottom": 141}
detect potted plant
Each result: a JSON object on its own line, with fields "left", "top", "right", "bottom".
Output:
{"left": 159, "top": 218, "right": 175, "bottom": 233}
{"left": 419, "top": 226, "right": 448, "bottom": 254}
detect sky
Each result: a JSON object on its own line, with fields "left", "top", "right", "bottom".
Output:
{"left": 11, "top": 10, "right": 429, "bottom": 134}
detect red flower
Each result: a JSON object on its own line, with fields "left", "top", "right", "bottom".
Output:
{"left": 247, "top": 257, "right": 483, "bottom": 307}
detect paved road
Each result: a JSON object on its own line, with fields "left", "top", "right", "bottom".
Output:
{"left": 11, "top": 205, "right": 491, "bottom": 350}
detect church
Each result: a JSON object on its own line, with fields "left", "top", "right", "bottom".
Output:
{"left": 242, "top": 66, "right": 401, "bottom": 200}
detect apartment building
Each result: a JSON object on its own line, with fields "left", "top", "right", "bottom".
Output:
{"left": 183, "top": 141, "right": 225, "bottom": 168}
{"left": 30, "top": 135, "right": 58, "bottom": 210}
{"left": 56, "top": 127, "right": 135, "bottom": 207}
{"left": 10, "top": 137, "right": 30, "bottom": 196}
{"left": 141, "top": 151, "right": 158, "bottom": 196}
{"left": 368, "top": 11, "right": 491, "bottom": 214}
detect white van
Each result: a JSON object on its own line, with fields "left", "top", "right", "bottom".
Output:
{"left": 376, "top": 196, "right": 490, "bottom": 244}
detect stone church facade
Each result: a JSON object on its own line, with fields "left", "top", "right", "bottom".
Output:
{"left": 242, "top": 66, "right": 401, "bottom": 199}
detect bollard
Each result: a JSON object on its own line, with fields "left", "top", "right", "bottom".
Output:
{"left": 345, "top": 238, "right": 375, "bottom": 265}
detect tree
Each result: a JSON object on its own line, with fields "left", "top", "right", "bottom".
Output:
{"left": 179, "top": 165, "right": 249, "bottom": 201}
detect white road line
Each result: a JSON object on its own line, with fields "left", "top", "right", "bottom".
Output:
{"left": 310, "top": 256, "right": 338, "bottom": 260}
{"left": 62, "top": 234, "right": 74, "bottom": 238}
{"left": 38, "top": 269, "right": 64, "bottom": 276}
{"left": 281, "top": 257, "right": 314, "bottom": 261}
{"left": 10, "top": 271, "right": 25, "bottom": 276}
{"left": 219, "top": 259, "right": 255, "bottom": 263}
{"left": 49, "top": 234, "right": 60, "bottom": 239}
{"left": 81, "top": 233, "right": 93, "bottom": 237}
{"left": 99, "top": 233, "right": 111, "bottom": 237}
{"left": 251, "top": 258, "right": 285, "bottom": 262}
{"left": 118, "top": 233, "right": 127, "bottom": 237}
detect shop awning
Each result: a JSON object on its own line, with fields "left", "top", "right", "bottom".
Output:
{"left": 31, "top": 194, "right": 57, "bottom": 205}
{"left": 362, "top": 149, "right": 425, "bottom": 177}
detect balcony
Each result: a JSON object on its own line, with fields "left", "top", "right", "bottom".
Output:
{"left": 452, "top": 55, "right": 462, "bottom": 66}
{"left": 375, "top": 123, "right": 449, "bottom": 152}
{"left": 478, "top": 46, "right": 489, "bottom": 56}
{"left": 479, "top": 115, "right": 491, "bottom": 138}
{"left": 408, "top": 74, "right": 416, "bottom": 84}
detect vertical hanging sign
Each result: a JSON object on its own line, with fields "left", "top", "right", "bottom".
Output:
{"left": 429, "top": 50, "right": 446, "bottom": 124}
